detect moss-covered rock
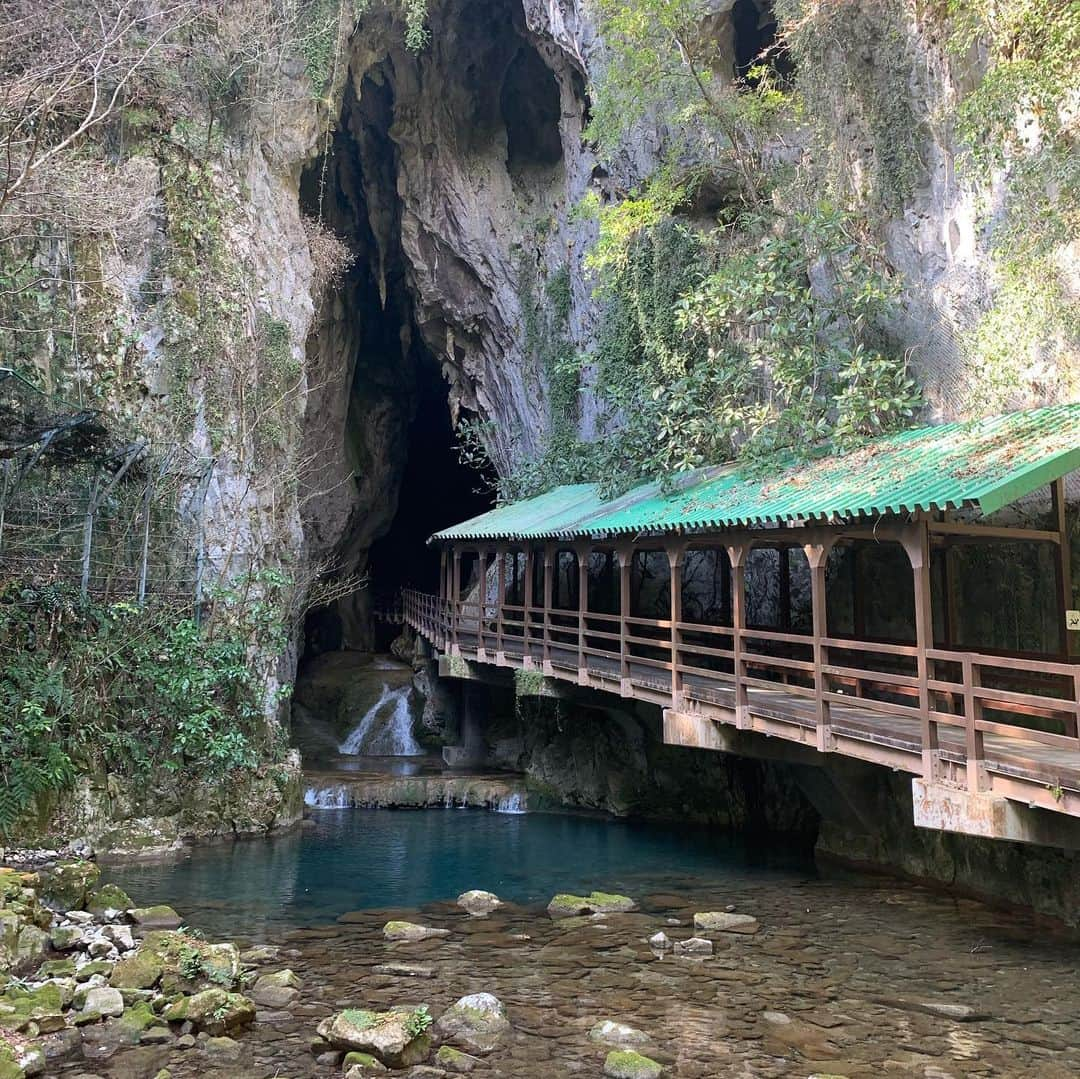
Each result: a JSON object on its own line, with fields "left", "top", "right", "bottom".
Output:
{"left": 74, "top": 960, "right": 113, "bottom": 982}
{"left": 435, "top": 1044, "right": 483, "bottom": 1073}
{"left": 433, "top": 993, "right": 508, "bottom": 1055}
{"left": 547, "top": 891, "right": 636, "bottom": 917}
{"left": 86, "top": 884, "right": 133, "bottom": 915}
{"left": 111, "top": 951, "right": 164, "bottom": 990}
{"left": 130, "top": 906, "right": 182, "bottom": 930}
{"left": 382, "top": 921, "right": 449, "bottom": 942}
{"left": 343, "top": 1050, "right": 387, "bottom": 1071}
{"left": 317, "top": 1007, "right": 431, "bottom": 1067}
{"left": 34, "top": 959, "right": 76, "bottom": 980}
{"left": 39, "top": 861, "right": 100, "bottom": 910}
{"left": 162, "top": 988, "right": 255, "bottom": 1035}
{"left": 603, "top": 1049, "right": 663, "bottom": 1079}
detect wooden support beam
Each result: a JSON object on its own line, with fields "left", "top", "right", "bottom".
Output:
{"left": 667, "top": 541, "right": 686, "bottom": 710}
{"left": 451, "top": 548, "right": 462, "bottom": 654}
{"left": 617, "top": 543, "right": 633, "bottom": 695}
{"left": 1054, "top": 477, "right": 1074, "bottom": 660}
{"left": 727, "top": 542, "right": 749, "bottom": 728}
{"left": 576, "top": 542, "right": 591, "bottom": 681}
{"left": 495, "top": 544, "right": 506, "bottom": 659}
{"left": 542, "top": 543, "right": 554, "bottom": 671}
{"left": 901, "top": 521, "right": 941, "bottom": 780}
{"left": 523, "top": 547, "right": 536, "bottom": 668}
{"left": 805, "top": 539, "right": 835, "bottom": 754}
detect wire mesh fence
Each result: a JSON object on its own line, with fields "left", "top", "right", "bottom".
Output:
{"left": 0, "top": 368, "right": 212, "bottom": 607}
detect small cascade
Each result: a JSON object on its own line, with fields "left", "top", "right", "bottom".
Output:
{"left": 494, "top": 791, "right": 527, "bottom": 814}
{"left": 339, "top": 683, "right": 423, "bottom": 757}
{"left": 304, "top": 784, "right": 353, "bottom": 808}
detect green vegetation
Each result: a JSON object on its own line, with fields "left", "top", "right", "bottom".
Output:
{"left": 0, "top": 571, "right": 293, "bottom": 834}
{"left": 404, "top": 1004, "right": 433, "bottom": 1038}
{"left": 946, "top": 0, "right": 1080, "bottom": 407}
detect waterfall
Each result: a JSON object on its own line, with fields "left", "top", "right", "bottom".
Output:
{"left": 338, "top": 683, "right": 423, "bottom": 757}
{"left": 304, "top": 784, "right": 352, "bottom": 808}
{"left": 494, "top": 791, "right": 527, "bottom": 814}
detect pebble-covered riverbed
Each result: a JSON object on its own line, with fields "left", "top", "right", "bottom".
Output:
{"left": 77, "top": 839, "right": 1080, "bottom": 1078}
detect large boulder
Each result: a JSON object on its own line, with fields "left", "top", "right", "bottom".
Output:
{"left": 130, "top": 906, "right": 182, "bottom": 930}
{"left": 110, "top": 950, "right": 164, "bottom": 990}
{"left": 547, "top": 892, "right": 635, "bottom": 917}
{"left": 318, "top": 1007, "right": 433, "bottom": 1068}
{"left": 434, "top": 993, "right": 509, "bottom": 1054}
{"left": 39, "top": 861, "right": 100, "bottom": 910}
{"left": 86, "top": 884, "right": 133, "bottom": 916}
{"left": 81, "top": 986, "right": 124, "bottom": 1019}
{"left": 251, "top": 969, "right": 301, "bottom": 1009}
{"left": 692, "top": 911, "right": 759, "bottom": 934}
{"left": 162, "top": 988, "right": 255, "bottom": 1035}
{"left": 456, "top": 891, "right": 501, "bottom": 916}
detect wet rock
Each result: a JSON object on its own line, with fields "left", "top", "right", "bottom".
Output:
{"left": 435, "top": 1045, "right": 482, "bottom": 1072}
{"left": 239, "top": 945, "right": 279, "bottom": 963}
{"left": 457, "top": 890, "right": 501, "bottom": 916}
{"left": 588, "top": 1020, "right": 652, "bottom": 1048}
{"left": 373, "top": 963, "right": 435, "bottom": 978}
{"left": 317, "top": 1007, "right": 433, "bottom": 1067}
{"left": 162, "top": 988, "right": 255, "bottom": 1035}
{"left": 383, "top": 921, "right": 450, "bottom": 942}
{"left": 0, "top": 1038, "right": 46, "bottom": 1077}
{"left": 547, "top": 892, "right": 636, "bottom": 917}
{"left": 692, "top": 911, "right": 759, "bottom": 934}
{"left": 603, "top": 1049, "right": 663, "bottom": 1078}
{"left": 434, "top": 993, "right": 509, "bottom": 1054}
{"left": 130, "top": 906, "right": 182, "bottom": 930}
{"left": 203, "top": 1035, "right": 242, "bottom": 1060}
{"left": 40, "top": 860, "right": 101, "bottom": 910}
{"left": 673, "top": 937, "right": 712, "bottom": 957}
{"left": 86, "top": 885, "right": 133, "bottom": 916}
{"left": 343, "top": 1050, "right": 388, "bottom": 1071}
{"left": 647, "top": 932, "right": 669, "bottom": 951}
{"left": 406, "top": 1068, "right": 447, "bottom": 1078}
{"left": 110, "top": 951, "right": 163, "bottom": 990}
{"left": 251, "top": 969, "right": 301, "bottom": 1009}
{"left": 82, "top": 986, "right": 124, "bottom": 1018}
{"left": 49, "top": 926, "right": 83, "bottom": 952}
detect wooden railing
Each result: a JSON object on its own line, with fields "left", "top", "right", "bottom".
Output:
{"left": 402, "top": 588, "right": 1080, "bottom": 796}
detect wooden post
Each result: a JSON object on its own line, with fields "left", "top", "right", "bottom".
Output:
{"left": 727, "top": 541, "right": 749, "bottom": 728}
{"left": 962, "top": 654, "right": 988, "bottom": 791}
{"left": 523, "top": 547, "right": 535, "bottom": 668}
{"left": 495, "top": 544, "right": 506, "bottom": 661}
{"left": 617, "top": 544, "right": 633, "bottom": 696}
{"left": 667, "top": 541, "right": 685, "bottom": 710}
{"left": 576, "top": 542, "right": 590, "bottom": 681}
{"left": 439, "top": 549, "right": 448, "bottom": 603}
{"left": 542, "top": 544, "right": 554, "bottom": 671}
{"left": 902, "top": 521, "right": 940, "bottom": 780}
{"left": 805, "top": 539, "right": 834, "bottom": 753}
{"left": 1054, "top": 477, "right": 1074, "bottom": 659}
{"left": 451, "top": 547, "right": 462, "bottom": 654}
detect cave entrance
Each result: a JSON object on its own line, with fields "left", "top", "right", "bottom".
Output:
{"left": 298, "top": 64, "right": 494, "bottom": 660}
{"left": 732, "top": 0, "right": 793, "bottom": 85}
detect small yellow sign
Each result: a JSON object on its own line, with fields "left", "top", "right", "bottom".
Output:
{"left": 1067, "top": 610, "right": 1080, "bottom": 632}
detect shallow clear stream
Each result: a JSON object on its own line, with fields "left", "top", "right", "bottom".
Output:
{"left": 96, "top": 809, "right": 1080, "bottom": 1078}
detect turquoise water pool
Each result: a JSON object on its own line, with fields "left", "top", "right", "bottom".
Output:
{"left": 107, "top": 808, "right": 814, "bottom": 938}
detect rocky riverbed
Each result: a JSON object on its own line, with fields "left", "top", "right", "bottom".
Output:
{"left": 5, "top": 850, "right": 1080, "bottom": 1078}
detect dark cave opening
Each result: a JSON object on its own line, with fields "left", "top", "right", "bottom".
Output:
{"left": 500, "top": 44, "right": 563, "bottom": 176}
{"left": 732, "top": 0, "right": 793, "bottom": 85}
{"left": 298, "top": 58, "right": 494, "bottom": 660}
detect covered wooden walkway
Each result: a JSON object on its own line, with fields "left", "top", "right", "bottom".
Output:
{"left": 404, "top": 406, "right": 1080, "bottom": 842}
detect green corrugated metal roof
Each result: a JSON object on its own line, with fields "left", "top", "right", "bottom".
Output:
{"left": 431, "top": 404, "right": 1080, "bottom": 543}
